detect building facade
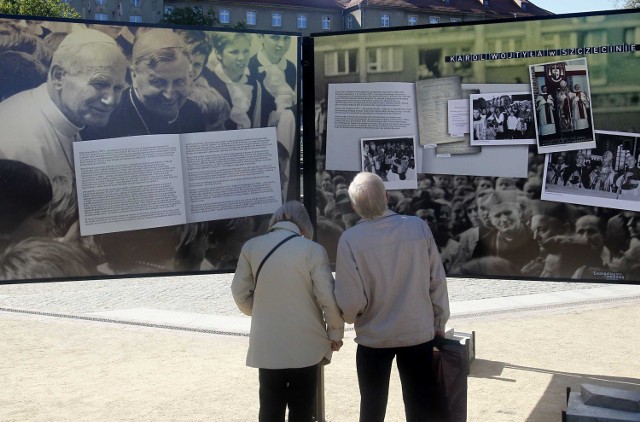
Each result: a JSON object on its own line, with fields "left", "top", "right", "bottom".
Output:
{"left": 312, "top": 12, "right": 640, "bottom": 131}
{"left": 66, "top": 0, "right": 552, "bottom": 33}
{"left": 64, "top": 0, "right": 161, "bottom": 23}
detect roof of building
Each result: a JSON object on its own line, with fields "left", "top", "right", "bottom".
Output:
{"left": 339, "top": 0, "right": 552, "bottom": 17}
{"left": 183, "top": 0, "right": 552, "bottom": 17}
{"left": 204, "top": 0, "right": 344, "bottom": 9}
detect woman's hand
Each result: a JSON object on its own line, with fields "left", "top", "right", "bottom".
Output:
{"left": 331, "top": 340, "right": 343, "bottom": 351}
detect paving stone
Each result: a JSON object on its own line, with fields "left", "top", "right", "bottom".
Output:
{"left": 566, "top": 392, "right": 640, "bottom": 422}
{"left": 582, "top": 384, "right": 640, "bottom": 413}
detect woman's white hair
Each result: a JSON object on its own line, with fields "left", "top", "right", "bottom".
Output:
{"left": 348, "top": 172, "right": 387, "bottom": 220}
{"left": 269, "top": 201, "right": 314, "bottom": 239}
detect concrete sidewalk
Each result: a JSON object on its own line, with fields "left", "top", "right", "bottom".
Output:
{"left": 2, "top": 280, "right": 638, "bottom": 335}
{"left": 0, "top": 277, "right": 639, "bottom": 421}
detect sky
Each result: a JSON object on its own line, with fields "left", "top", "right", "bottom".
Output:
{"left": 531, "top": 0, "right": 621, "bottom": 15}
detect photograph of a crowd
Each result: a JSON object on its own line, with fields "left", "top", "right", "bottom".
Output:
{"left": 470, "top": 92, "right": 535, "bottom": 145}
{"left": 316, "top": 152, "right": 640, "bottom": 282}
{"left": 0, "top": 17, "right": 299, "bottom": 281}
{"left": 361, "top": 136, "right": 416, "bottom": 190}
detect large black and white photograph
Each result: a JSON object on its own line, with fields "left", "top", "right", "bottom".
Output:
{"left": 469, "top": 92, "right": 535, "bottom": 146}
{"left": 529, "top": 58, "right": 596, "bottom": 154}
{"left": 0, "top": 17, "right": 300, "bottom": 281}
{"left": 543, "top": 130, "right": 640, "bottom": 212}
{"left": 361, "top": 136, "right": 417, "bottom": 190}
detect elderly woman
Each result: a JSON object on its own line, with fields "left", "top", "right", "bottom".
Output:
{"left": 206, "top": 32, "right": 261, "bottom": 130}
{"left": 232, "top": 201, "right": 344, "bottom": 422}
{"left": 84, "top": 28, "right": 205, "bottom": 140}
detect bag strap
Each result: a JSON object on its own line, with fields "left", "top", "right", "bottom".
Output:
{"left": 252, "top": 234, "right": 298, "bottom": 291}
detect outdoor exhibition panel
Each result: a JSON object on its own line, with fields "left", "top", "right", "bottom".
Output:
{"left": 309, "top": 9, "right": 640, "bottom": 283}
{"left": 3, "top": 10, "right": 640, "bottom": 285}
{"left": 0, "top": 15, "right": 301, "bottom": 282}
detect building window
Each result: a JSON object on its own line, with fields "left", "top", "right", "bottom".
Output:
{"left": 219, "top": 9, "right": 230, "bottom": 24}
{"left": 625, "top": 27, "right": 640, "bottom": 56}
{"left": 346, "top": 15, "right": 353, "bottom": 29}
{"left": 324, "top": 50, "right": 357, "bottom": 76}
{"left": 408, "top": 16, "right": 417, "bottom": 26}
{"left": 484, "top": 0, "right": 489, "bottom": 6}
{"left": 246, "top": 10, "right": 256, "bottom": 26}
{"left": 96, "top": 0, "right": 106, "bottom": 5}
{"left": 272, "top": 12, "right": 282, "bottom": 27}
{"left": 445, "top": 47, "right": 472, "bottom": 72}
{"left": 380, "top": 13, "right": 390, "bottom": 27}
{"left": 297, "top": 14, "right": 307, "bottom": 29}
{"left": 451, "top": 17, "right": 461, "bottom": 23}
{"left": 429, "top": 16, "right": 440, "bottom": 24}
{"left": 131, "top": 0, "right": 141, "bottom": 7}
{"left": 129, "top": 14, "right": 142, "bottom": 23}
{"left": 367, "top": 47, "right": 403, "bottom": 73}
{"left": 486, "top": 38, "right": 525, "bottom": 66}
{"left": 322, "top": 16, "right": 331, "bottom": 30}
{"left": 95, "top": 12, "right": 109, "bottom": 20}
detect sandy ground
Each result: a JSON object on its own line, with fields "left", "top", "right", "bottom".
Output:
{"left": 1, "top": 301, "right": 639, "bottom": 422}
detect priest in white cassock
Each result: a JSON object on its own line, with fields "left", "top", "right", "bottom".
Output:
{"left": 570, "top": 83, "right": 590, "bottom": 131}
{"left": 0, "top": 29, "right": 128, "bottom": 180}
{"left": 535, "top": 85, "right": 556, "bottom": 137}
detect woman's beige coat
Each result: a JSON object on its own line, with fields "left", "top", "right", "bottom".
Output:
{"left": 232, "top": 221, "right": 344, "bottom": 369}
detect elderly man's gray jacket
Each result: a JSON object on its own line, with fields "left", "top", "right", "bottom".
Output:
{"left": 335, "top": 211, "right": 450, "bottom": 348}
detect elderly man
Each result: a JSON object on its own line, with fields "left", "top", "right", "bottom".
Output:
{"left": 0, "top": 29, "right": 127, "bottom": 179}
{"left": 334, "top": 172, "right": 450, "bottom": 422}
{"left": 84, "top": 28, "right": 204, "bottom": 140}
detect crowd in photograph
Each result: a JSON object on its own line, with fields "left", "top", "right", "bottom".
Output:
{"left": 361, "top": 139, "right": 415, "bottom": 181}
{"left": 546, "top": 149, "right": 640, "bottom": 194}
{"left": 472, "top": 100, "right": 534, "bottom": 141}
{"left": 316, "top": 151, "right": 640, "bottom": 282}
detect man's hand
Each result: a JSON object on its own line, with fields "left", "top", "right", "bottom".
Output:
{"left": 435, "top": 330, "right": 445, "bottom": 338}
{"left": 331, "top": 340, "right": 343, "bottom": 351}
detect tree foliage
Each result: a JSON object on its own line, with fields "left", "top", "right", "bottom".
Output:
{"left": 0, "top": 0, "right": 80, "bottom": 19}
{"left": 161, "top": 7, "right": 218, "bottom": 27}
{"left": 613, "top": 0, "right": 640, "bottom": 8}
{"left": 161, "top": 6, "right": 246, "bottom": 29}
